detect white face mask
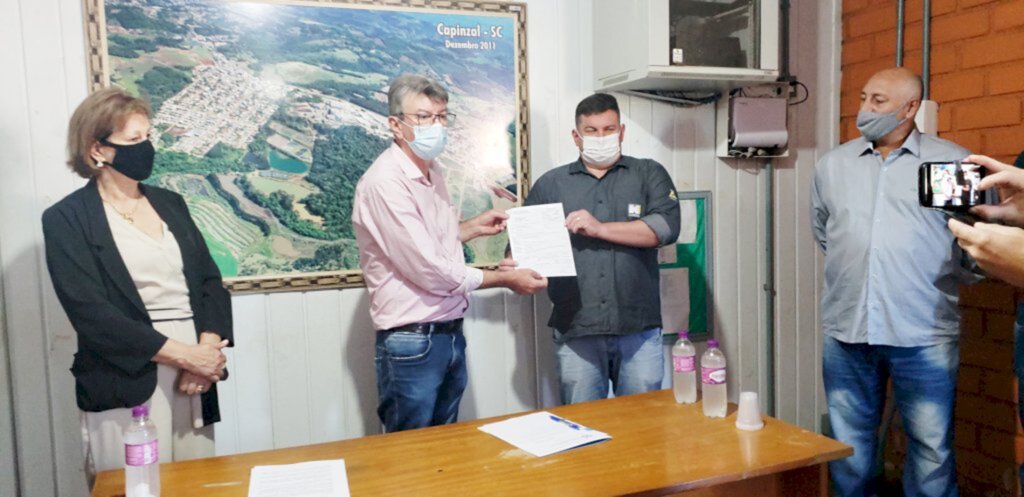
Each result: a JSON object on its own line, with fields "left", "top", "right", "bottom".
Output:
{"left": 401, "top": 121, "right": 448, "bottom": 161}
{"left": 580, "top": 134, "right": 621, "bottom": 167}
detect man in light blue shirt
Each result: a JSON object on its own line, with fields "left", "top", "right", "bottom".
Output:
{"left": 811, "top": 67, "right": 976, "bottom": 497}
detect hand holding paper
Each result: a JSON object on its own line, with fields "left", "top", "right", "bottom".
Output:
{"left": 502, "top": 268, "right": 548, "bottom": 295}
{"left": 461, "top": 208, "right": 509, "bottom": 242}
{"left": 565, "top": 209, "right": 603, "bottom": 238}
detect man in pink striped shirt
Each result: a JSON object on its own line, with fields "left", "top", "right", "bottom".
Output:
{"left": 352, "top": 74, "right": 547, "bottom": 433}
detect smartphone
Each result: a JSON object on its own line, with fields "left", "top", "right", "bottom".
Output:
{"left": 918, "top": 161, "right": 986, "bottom": 212}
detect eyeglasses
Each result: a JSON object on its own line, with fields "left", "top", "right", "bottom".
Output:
{"left": 397, "top": 112, "right": 457, "bottom": 127}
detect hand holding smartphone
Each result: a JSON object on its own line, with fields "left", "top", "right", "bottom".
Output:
{"left": 918, "top": 161, "right": 988, "bottom": 212}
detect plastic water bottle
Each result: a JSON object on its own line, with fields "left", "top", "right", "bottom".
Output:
{"left": 124, "top": 405, "right": 160, "bottom": 497}
{"left": 701, "top": 339, "right": 727, "bottom": 418}
{"left": 671, "top": 331, "right": 697, "bottom": 404}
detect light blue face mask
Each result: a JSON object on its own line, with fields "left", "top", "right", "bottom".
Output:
{"left": 856, "top": 101, "right": 911, "bottom": 142}
{"left": 402, "top": 122, "right": 448, "bottom": 161}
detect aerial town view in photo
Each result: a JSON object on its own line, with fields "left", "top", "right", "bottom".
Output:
{"left": 105, "top": 0, "right": 520, "bottom": 278}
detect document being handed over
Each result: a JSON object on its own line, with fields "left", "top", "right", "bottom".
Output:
{"left": 506, "top": 203, "right": 576, "bottom": 277}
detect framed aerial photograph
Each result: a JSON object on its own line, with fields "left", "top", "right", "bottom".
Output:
{"left": 82, "top": 0, "right": 529, "bottom": 293}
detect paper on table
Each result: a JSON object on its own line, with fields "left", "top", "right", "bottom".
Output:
{"left": 248, "top": 459, "right": 350, "bottom": 497}
{"left": 506, "top": 203, "right": 576, "bottom": 277}
{"left": 478, "top": 411, "right": 611, "bottom": 457}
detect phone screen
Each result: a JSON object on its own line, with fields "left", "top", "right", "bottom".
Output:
{"left": 922, "top": 162, "right": 984, "bottom": 209}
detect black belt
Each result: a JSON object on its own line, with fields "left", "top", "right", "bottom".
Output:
{"left": 382, "top": 318, "right": 463, "bottom": 334}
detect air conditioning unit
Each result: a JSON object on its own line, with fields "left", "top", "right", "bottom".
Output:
{"left": 594, "top": 0, "right": 780, "bottom": 92}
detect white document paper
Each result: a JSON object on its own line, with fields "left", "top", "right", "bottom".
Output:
{"left": 660, "top": 267, "right": 691, "bottom": 333}
{"left": 248, "top": 459, "right": 350, "bottom": 497}
{"left": 478, "top": 411, "right": 611, "bottom": 457}
{"left": 676, "top": 199, "right": 698, "bottom": 244}
{"left": 506, "top": 203, "right": 577, "bottom": 277}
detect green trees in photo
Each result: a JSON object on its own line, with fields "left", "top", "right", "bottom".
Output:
{"left": 303, "top": 125, "right": 388, "bottom": 239}
{"left": 137, "top": 66, "right": 193, "bottom": 113}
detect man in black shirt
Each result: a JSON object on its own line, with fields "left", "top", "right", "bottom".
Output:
{"left": 522, "top": 93, "right": 681, "bottom": 404}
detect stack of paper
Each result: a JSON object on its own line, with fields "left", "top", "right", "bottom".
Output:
{"left": 248, "top": 459, "right": 350, "bottom": 497}
{"left": 478, "top": 411, "right": 611, "bottom": 457}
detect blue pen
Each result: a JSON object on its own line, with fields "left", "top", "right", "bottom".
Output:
{"left": 549, "top": 414, "right": 586, "bottom": 431}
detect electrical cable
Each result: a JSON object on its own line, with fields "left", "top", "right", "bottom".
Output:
{"left": 788, "top": 81, "right": 809, "bottom": 106}
{"left": 622, "top": 89, "right": 721, "bottom": 107}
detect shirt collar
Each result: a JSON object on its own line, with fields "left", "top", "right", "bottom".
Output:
{"left": 859, "top": 128, "right": 922, "bottom": 158}
{"left": 902, "top": 129, "right": 922, "bottom": 157}
{"left": 390, "top": 142, "right": 431, "bottom": 181}
{"left": 569, "top": 155, "right": 629, "bottom": 175}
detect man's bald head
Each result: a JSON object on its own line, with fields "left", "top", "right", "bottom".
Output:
{"left": 867, "top": 67, "right": 923, "bottom": 102}
{"left": 858, "top": 67, "right": 923, "bottom": 144}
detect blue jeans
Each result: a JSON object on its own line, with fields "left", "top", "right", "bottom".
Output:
{"left": 375, "top": 327, "right": 467, "bottom": 433}
{"left": 1015, "top": 304, "right": 1024, "bottom": 497}
{"left": 554, "top": 327, "right": 664, "bottom": 404}
{"left": 823, "top": 336, "right": 959, "bottom": 497}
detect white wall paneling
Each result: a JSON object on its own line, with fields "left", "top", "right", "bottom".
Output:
{"left": 218, "top": 294, "right": 274, "bottom": 454}
{"left": 774, "top": 0, "right": 842, "bottom": 430}
{"left": 0, "top": 254, "right": 17, "bottom": 497}
{"left": 1, "top": 0, "right": 91, "bottom": 493}
{"left": 0, "top": 0, "right": 840, "bottom": 494}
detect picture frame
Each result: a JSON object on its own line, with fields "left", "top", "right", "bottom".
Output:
{"left": 82, "top": 0, "right": 530, "bottom": 293}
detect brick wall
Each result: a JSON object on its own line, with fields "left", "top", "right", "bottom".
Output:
{"left": 879, "top": 290, "right": 1020, "bottom": 496}
{"left": 952, "top": 284, "right": 1021, "bottom": 495}
{"left": 841, "top": 1, "right": 1024, "bottom": 495}
{"left": 841, "top": 0, "right": 1024, "bottom": 165}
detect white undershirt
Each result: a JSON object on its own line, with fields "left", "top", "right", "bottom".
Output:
{"left": 104, "top": 205, "right": 193, "bottom": 321}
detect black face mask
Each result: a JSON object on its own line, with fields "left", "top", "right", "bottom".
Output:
{"left": 100, "top": 138, "right": 155, "bottom": 181}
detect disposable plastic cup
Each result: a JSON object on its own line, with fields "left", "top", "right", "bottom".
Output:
{"left": 735, "top": 391, "right": 764, "bottom": 431}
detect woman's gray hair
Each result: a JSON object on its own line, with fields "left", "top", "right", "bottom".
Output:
{"left": 387, "top": 74, "right": 449, "bottom": 116}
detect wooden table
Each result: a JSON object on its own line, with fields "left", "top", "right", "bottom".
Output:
{"left": 92, "top": 390, "right": 851, "bottom": 496}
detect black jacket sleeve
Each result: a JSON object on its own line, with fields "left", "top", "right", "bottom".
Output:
{"left": 41, "top": 205, "right": 168, "bottom": 376}
{"left": 176, "top": 193, "right": 233, "bottom": 344}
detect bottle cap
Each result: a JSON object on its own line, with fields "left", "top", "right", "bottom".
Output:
{"left": 677, "top": 330, "right": 688, "bottom": 338}
{"left": 131, "top": 405, "right": 149, "bottom": 418}
{"left": 707, "top": 339, "right": 718, "bottom": 348}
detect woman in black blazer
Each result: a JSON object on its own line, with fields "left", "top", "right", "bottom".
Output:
{"left": 42, "top": 88, "right": 233, "bottom": 474}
